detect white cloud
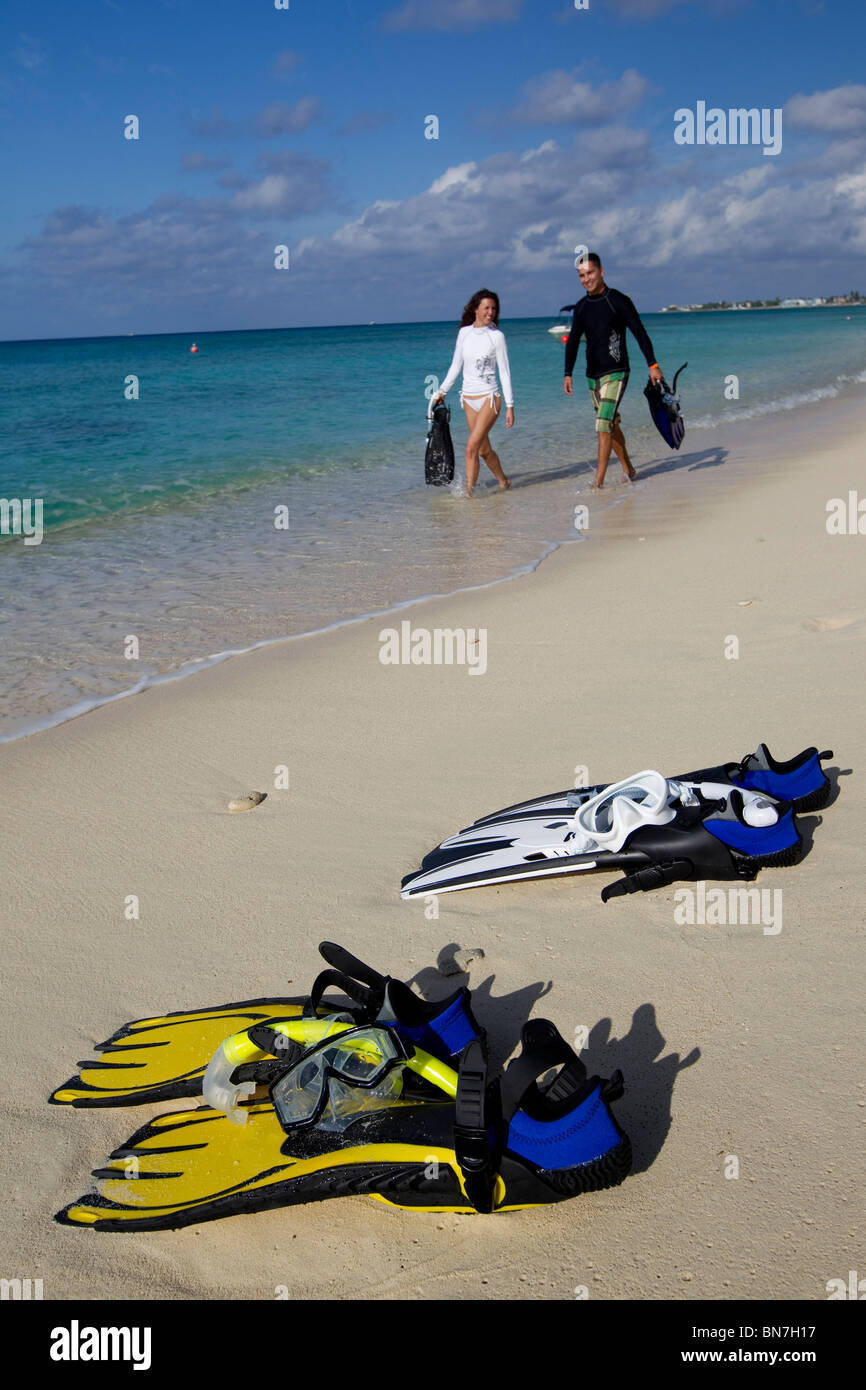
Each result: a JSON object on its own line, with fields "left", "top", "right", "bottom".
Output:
{"left": 429, "top": 163, "right": 483, "bottom": 195}
{"left": 232, "top": 175, "right": 295, "bottom": 212}
{"left": 288, "top": 131, "right": 866, "bottom": 287}
{"left": 605, "top": 0, "right": 745, "bottom": 15}
{"left": 719, "top": 166, "right": 773, "bottom": 195}
{"left": 507, "top": 68, "right": 651, "bottom": 125}
{"left": 835, "top": 171, "right": 866, "bottom": 210}
{"left": 252, "top": 98, "right": 323, "bottom": 137}
{"left": 383, "top": 0, "right": 523, "bottom": 33}
{"left": 189, "top": 98, "right": 323, "bottom": 139}
{"left": 183, "top": 152, "right": 230, "bottom": 173}
{"left": 290, "top": 133, "right": 653, "bottom": 277}
{"left": 787, "top": 84, "right": 866, "bottom": 133}
{"left": 271, "top": 49, "right": 301, "bottom": 76}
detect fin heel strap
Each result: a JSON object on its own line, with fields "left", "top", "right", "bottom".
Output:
{"left": 454, "top": 1040, "right": 494, "bottom": 1214}
{"left": 499, "top": 1021, "right": 586, "bottom": 1123}
{"left": 317, "top": 942, "right": 388, "bottom": 990}
{"left": 307, "top": 943, "right": 390, "bottom": 1017}
{"left": 306, "top": 969, "right": 378, "bottom": 1017}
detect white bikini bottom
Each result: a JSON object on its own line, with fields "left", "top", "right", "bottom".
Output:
{"left": 461, "top": 391, "right": 500, "bottom": 413}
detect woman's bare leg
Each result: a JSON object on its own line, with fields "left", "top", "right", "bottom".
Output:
{"left": 479, "top": 434, "right": 510, "bottom": 489}
{"left": 462, "top": 397, "right": 507, "bottom": 493}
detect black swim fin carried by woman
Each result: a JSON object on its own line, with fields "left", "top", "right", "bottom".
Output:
{"left": 424, "top": 399, "right": 455, "bottom": 485}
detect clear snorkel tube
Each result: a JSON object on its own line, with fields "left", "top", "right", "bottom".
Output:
{"left": 202, "top": 1015, "right": 354, "bottom": 1125}
{"left": 202, "top": 1038, "right": 256, "bottom": 1125}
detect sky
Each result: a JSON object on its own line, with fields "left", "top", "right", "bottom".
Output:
{"left": 2, "top": 0, "right": 865, "bottom": 340}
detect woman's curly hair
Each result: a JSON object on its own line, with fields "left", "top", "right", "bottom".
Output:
{"left": 460, "top": 289, "right": 500, "bottom": 327}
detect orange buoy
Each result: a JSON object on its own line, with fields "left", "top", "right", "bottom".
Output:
{"left": 190, "top": 343, "right": 199, "bottom": 353}
{"left": 560, "top": 335, "right": 568, "bottom": 343}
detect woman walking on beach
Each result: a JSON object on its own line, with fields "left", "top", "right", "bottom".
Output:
{"left": 432, "top": 289, "right": 514, "bottom": 496}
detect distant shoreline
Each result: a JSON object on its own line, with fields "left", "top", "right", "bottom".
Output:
{"left": 660, "top": 301, "right": 865, "bottom": 313}
{"left": 4, "top": 302, "right": 865, "bottom": 345}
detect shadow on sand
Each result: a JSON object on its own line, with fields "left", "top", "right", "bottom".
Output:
{"left": 411, "top": 947, "right": 700, "bottom": 1173}
{"left": 475, "top": 444, "right": 729, "bottom": 494}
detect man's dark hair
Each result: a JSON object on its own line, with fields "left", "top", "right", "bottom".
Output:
{"left": 578, "top": 252, "right": 601, "bottom": 269}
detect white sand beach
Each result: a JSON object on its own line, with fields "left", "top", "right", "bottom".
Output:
{"left": 2, "top": 391, "right": 864, "bottom": 1301}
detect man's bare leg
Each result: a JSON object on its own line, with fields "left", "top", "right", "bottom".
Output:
{"left": 610, "top": 421, "right": 636, "bottom": 480}
{"left": 594, "top": 430, "right": 614, "bottom": 487}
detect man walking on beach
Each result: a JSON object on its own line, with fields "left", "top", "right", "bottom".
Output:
{"left": 564, "top": 254, "right": 664, "bottom": 488}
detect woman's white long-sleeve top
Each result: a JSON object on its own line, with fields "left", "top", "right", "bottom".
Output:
{"left": 438, "top": 325, "right": 514, "bottom": 407}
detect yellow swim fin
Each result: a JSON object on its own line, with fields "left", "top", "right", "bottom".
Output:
{"left": 51, "top": 942, "right": 485, "bottom": 1109}
{"left": 56, "top": 1094, "right": 475, "bottom": 1230}
{"left": 49, "top": 999, "right": 310, "bottom": 1108}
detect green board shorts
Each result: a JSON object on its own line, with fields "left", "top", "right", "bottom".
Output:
{"left": 588, "top": 371, "right": 629, "bottom": 434}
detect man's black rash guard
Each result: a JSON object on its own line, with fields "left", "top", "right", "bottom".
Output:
{"left": 564, "top": 287, "right": 657, "bottom": 379}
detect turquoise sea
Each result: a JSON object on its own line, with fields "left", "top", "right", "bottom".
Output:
{"left": 2, "top": 308, "right": 865, "bottom": 740}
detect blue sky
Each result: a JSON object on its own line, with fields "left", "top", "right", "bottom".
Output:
{"left": 2, "top": 0, "right": 865, "bottom": 339}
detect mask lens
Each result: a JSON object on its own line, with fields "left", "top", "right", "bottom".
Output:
{"left": 330, "top": 1031, "right": 399, "bottom": 1084}
{"left": 273, "top": 1053, "right": 328, "bottom": 1126}
{"left": 271, "top": 1026, "right": 406, "bottom": 1132}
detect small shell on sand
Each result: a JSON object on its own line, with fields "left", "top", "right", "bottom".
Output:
{"left": 228, "top": 791, "right": 266, "bottom": 813}
{"left": 440, "top": 946, "right": 486, "bottom": 977}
